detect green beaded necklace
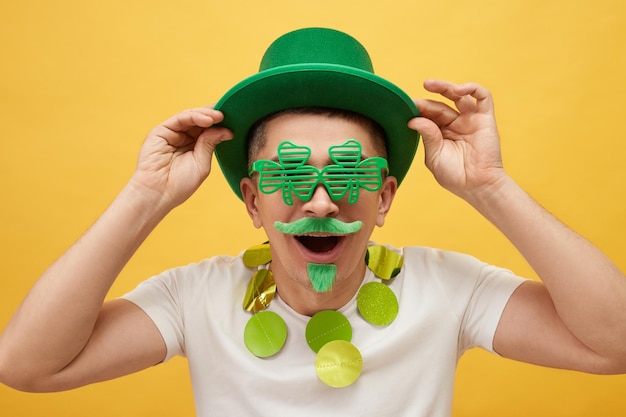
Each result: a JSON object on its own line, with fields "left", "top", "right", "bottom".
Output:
{"left": 241, "top": 243, "right": 403, "bottom": 387}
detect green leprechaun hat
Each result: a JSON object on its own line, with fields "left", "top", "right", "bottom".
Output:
{"left": 214, "top": 27, "right": 420, "bottom": 200}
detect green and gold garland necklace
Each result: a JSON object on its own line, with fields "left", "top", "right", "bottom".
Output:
{"left": 241, "top": 242, "right": 403, "bottom": 388}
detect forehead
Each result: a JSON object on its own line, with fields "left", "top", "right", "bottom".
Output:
{"left": 257, "top": 113, "right": 380, "bottom": 160}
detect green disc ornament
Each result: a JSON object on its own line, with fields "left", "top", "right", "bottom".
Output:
{"left": 315, "top": 340, "right": 363, "bottom": 388}
{"left": 244, "top": 311, "right": 287, "bottom": 358}
{"left": 357, "top": 282, "right": 399, "bottom": 326}
{"left": 305, "top": 310, "right": 352, "bottom": 353}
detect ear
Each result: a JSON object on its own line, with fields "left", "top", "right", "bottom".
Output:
{"left": 240, "top": 177, "right": 263, "bottom": 229}
{"left": 376, "top": 176, "right": 397, "bottom": 227}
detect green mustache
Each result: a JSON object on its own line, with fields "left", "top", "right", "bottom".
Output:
{"left": 274, "top": 217, "right": 363, "bottom": 235}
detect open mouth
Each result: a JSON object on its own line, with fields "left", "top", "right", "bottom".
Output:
{"left": 296, "top": 235, "right": 341, "bottom": 253}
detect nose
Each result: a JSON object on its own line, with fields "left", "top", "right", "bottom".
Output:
{"left": 301, "top": 184, "right": 339, "bottom": 217}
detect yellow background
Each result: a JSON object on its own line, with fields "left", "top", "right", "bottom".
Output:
{"left": 1, "top": 0, "right": 625, "bottom": 415}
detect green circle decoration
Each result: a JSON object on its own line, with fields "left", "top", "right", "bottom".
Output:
{"left": 356, "top": 282, "right": 399, "bottom": 326}
{"left": 315, "top": 340, "right": 363, "bottom": 388}
{"left": 305, "top": 310, "right": 352, "bottom": 353}
{"left": 243, "top": 311, "right": 287, "bottom": 358}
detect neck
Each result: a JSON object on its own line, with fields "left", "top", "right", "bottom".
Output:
{"left": 270, "top": 260, "right": 367, "bottom": 316}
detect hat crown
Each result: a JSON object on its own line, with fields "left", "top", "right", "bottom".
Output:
{"left": 259, "top": 28, "right": 374, "bottom": 73}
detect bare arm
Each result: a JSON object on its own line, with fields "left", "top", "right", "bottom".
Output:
{"left": 408, "top": 80, "right": 626, "bottom": 373}
{"left": 478, "top": 176, "right": 626, "bottom": 373}
{"left": 0, "top": 107, "right": 232, "bottom": 391}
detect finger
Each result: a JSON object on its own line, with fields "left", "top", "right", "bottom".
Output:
{"left": 163, "top": 107, "right": 224, "bottom": 131}
{"left": 423, "top": 79, "right": 463, "bottom": 102}
{"left": 413, "top": 98, "right": 459, "bottom": 127}
{"left": 154, "top": 107, "right": 225, "bottom": 147}
{"left": 452, "top": 82, "right": 494, "bottom": 114}
{"left": 422, "top": 79, "right": 481, "bottom": 116}
{"left": 424, "top": 80, "right": 494, "bottom": 114}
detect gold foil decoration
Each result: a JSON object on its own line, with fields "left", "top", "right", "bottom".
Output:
{"left": 365, "top": 245, "right": 403, "bottom": 280}
{"left": 242, "top": 242, "right": 272, "bottom": 267}
{"left": 243, "top": 269, "right": 277, "bottom": 313}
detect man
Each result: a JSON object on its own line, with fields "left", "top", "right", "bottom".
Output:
{"left": 1, "top": 27, "right": 625, "bottom": 416}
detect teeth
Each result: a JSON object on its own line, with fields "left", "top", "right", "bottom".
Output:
{"left": 298, "top": 234, "right": 334, "bottom": 238}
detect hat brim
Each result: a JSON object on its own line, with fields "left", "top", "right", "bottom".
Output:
{"left": 214, "top": 63, "right": 420, "bottom": 200}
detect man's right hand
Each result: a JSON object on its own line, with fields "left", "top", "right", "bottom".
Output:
{"left": 131, "top": 107, "right": 233, "bottom": 210}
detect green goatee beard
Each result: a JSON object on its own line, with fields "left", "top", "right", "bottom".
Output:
{"left": 307, "top": 263, "right": 337, "bottom": 293}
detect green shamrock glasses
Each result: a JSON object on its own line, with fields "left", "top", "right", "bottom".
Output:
{"left": 249, "top": 139, "right": 388, "bottom": 205}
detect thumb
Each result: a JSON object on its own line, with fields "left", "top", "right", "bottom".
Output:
{"left": 408, "top": 117, "right": 444, "bottom": 164}
{"left": 193, "top": 126, "right": 234, "bottom": 174}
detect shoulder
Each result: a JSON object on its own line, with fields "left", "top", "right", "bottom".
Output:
{"left": 387, "top": 243, "right": 524, "bottom": 300}
{"left": 157, "top": 253, "right": 248, "bottom": 282}
{"left": 126, "top": 252, "right": 252, "bottom": 304}
{"left": 394, "top": 244, "right": 490, "bottom": 275}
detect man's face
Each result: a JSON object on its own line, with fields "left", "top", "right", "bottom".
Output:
{"left": 241, "top": 113, "right": 397, "bottom": 303}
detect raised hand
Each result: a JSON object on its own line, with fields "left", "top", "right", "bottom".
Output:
{"left": 408, "top": 80, "right": 505, "bottom": 201}
{"left": 132, "top": 106, "right": 233, "bottom": 209}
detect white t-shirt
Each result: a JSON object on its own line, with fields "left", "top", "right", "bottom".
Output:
{"left": 122, "top": 244, "right": 525, "bottom": 417}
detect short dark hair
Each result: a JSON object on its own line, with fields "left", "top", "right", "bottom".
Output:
{"left": 247, "top": 107, "right": 388, "bottom": 165}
